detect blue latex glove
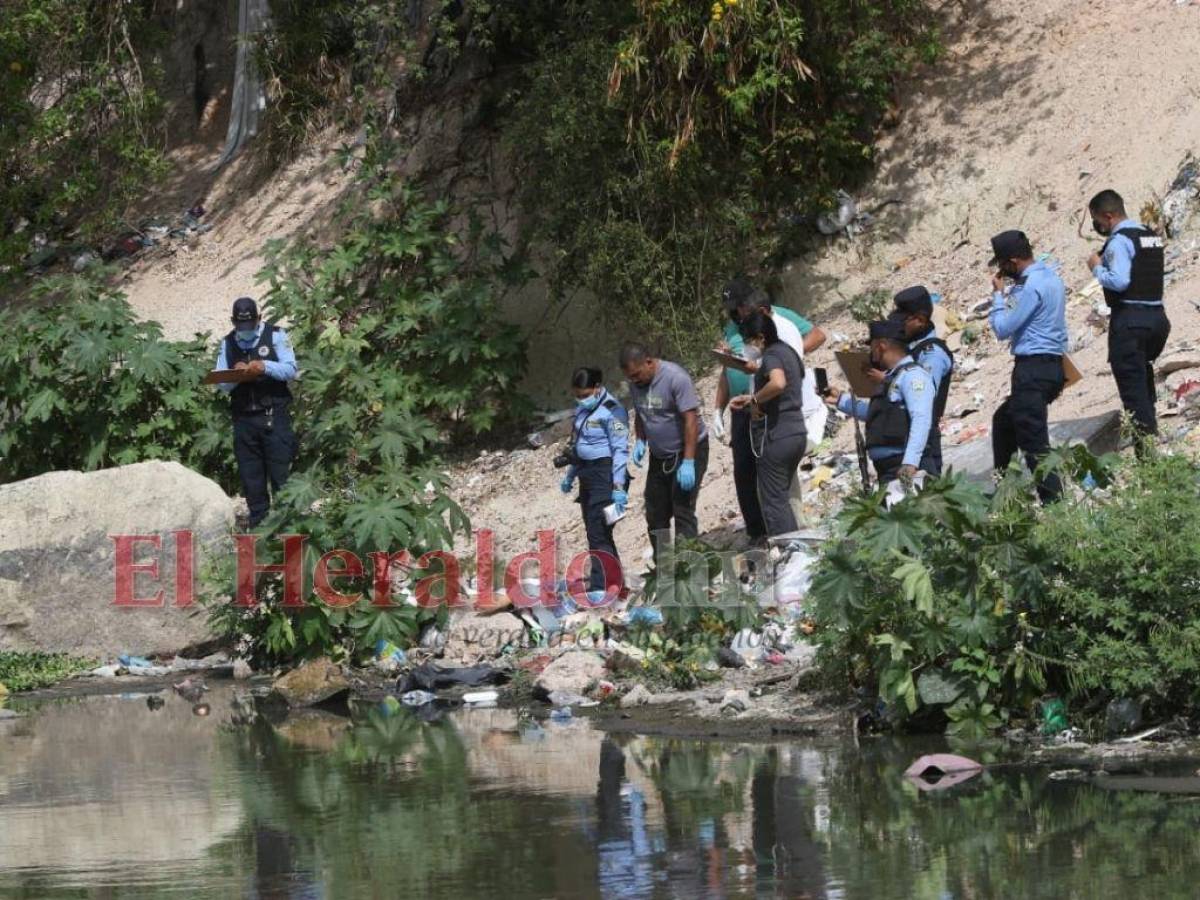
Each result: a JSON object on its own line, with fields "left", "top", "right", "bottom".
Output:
{"left": 612, "top": 489, "right": 628, "bottom": 514}
{"left": 560, "top": 473, "right": 575, "bottom": 494}
{"left": 632, "top": 439, "right": 647, "bottom": 467}
{"left": 676, "top": 458, "right": 696, "bottom": 492}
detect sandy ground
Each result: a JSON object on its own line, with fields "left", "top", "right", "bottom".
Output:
{"left": 105, "top": 0, "right": 1200, "bottom": 567}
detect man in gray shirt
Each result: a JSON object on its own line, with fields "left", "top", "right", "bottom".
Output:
{"left": 620, "top": 343, "right": 709, "bottom": 563}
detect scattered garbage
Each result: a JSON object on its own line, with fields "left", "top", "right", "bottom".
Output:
{"left": 1041, "top": 697, "right": 1068, "bottom": 735}
{"left": 904, "top": 754, "right": 984, "bottom": 792}
{"left": 373, "top": 640, "right": 407, "bottom": 673}
{"left": 119, "top": 654, "right": 152, "bottom": 669}
{"left": 462, "top": 690, "right": 499, "bottom": 707}
{"left": 173, "top": 677, "right": 208, "bottom": 704}
{"left": 402, "top": 690, "right": 437, "bottom": 706}
{"left": 549, "top": 707, "right": 574, "bottom": 723}
{"left": 399, "top": 662, "right": 508, "bottom": 693}
{"left": 624, "top": 607, "right": 664, "bottom": 628}
{"left": 547, "top": 689, "right": 598, "bottom": 708}
{"left": 1105, "top": 696, "right": 1145, "bottom": 736}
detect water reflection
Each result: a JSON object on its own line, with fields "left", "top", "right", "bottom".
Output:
{"left": 3, "top": 687, "right": 1200, "bottom": 899}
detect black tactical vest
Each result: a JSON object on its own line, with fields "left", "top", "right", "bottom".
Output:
{"left": 224, "top": 323, "right": 292, "bottom": 416}
{"left": 910, "top": 334, "right": 955, "bottom": 421}
{"left": 865, "top": 362, "right": 919, "bottom": 452}
{"left": 1101, "top": 226, "right": 1164, "bottom": 307}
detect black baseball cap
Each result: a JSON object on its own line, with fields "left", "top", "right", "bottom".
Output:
{"left": 721, "top": 276, "right": 767, "bottom": 314}
{"left": 867, "top": 318, "right": 906, "bottom": 344}
{"left": 989, "top": 230, "right": 1030, "bottom": 265}
{"left": 893, "top": 285, "right": 933, "bottom": 318}
{"left": 231, "top": 296, "right": 259, "bottom": 323}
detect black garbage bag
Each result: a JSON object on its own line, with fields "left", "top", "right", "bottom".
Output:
{"left": 398, "top": 662, "right": 509, "bottom": 694}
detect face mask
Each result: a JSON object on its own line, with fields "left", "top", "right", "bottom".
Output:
{"left": 1092, "top": 220, "right": 1111, "bottom": 237}
{"left": 236, "top": 327, "right": 258, "bottom": 342}
{"left": 744, "top": 345, "right": 763, "bottom": 362}
{"left": 576, "top": 393, "right": 601, "bottom": 411}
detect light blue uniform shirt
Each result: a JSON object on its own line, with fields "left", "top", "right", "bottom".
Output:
{"left": 837, "top": 355, "right": 934, "bottom": 467}
{"left": 1091, "top": 217, "right": 1163, "bottom": 306}
{"left": 909, "top": 330, "right": 953, "bottom": 393}
{"left": 213, "top": 323, "right": 298, "bottom": 393}
{"left": 989, "top": 260, "right": 1068, "bottom": 356}
{"left": 568, "top": 387, "right": 630, "bottom": 487}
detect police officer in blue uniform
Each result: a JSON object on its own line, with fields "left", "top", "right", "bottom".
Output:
{"left": 213, "top": 297, "right": 299, "bottom": 527}
{"left": 826, "top": 318, "right": 935, "bottom": 485}
{"left": 891, "top": 285, "right": 955, "bottom": 475}
{"left": 560, "top": 367, "right": 630, "bottom": 595}
{"left": 988, "top": 229, "right": 1068, "bottom": 503}
{"left": 1086, "top": 189, "right": 1171, "bottom": 441}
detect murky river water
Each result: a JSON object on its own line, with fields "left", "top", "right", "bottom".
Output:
{"left": 2, "top": 684, "right": 1200, "bottom": 899}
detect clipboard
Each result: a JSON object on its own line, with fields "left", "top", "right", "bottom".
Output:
{"left": 1063, "top": 354, "right": 1083, "bottom": 389}
{"left": 834, "top": 349, "right": 881, "bottom": 398}
{"left": 711, "top": 348, "right": 753, "bottom": 373}
{"left": 203, "top": 369, "right": 259, "bottom": 385}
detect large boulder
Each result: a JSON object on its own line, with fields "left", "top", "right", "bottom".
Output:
{"left": 943, "top": 410, "right": 1121, "bottom": 483}
{"left": 0, "top": 460, "right": 234, "bottom": 659}
{"left": 442, "top": 610, "right": 527, "bottom": 662}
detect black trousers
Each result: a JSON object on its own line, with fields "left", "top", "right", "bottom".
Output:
{"left": 992, "top": 355, "right": 1064, "bottom": 503}
{"left": 730, "top": 409, "right": 767, "bottom": 539}
{"left": 644, "top": 438, "right": 709, "bottom": 562}
{"left": 756, "top": 427, "right": 807, "bottom": 537}
{"left": 575, "top": 457, "right": 622, "bottom": 592}
{"left": 922, "top": 428, "right": 943, "bottom": 477}
{"left": 1108, "top": 305, "right": 1171, "bottom": 439}
{"left": 872, "top": 453, "right": 903, "bottom": 484}
{"left": 234, "top": 406, "right": 297, "bottom": 527}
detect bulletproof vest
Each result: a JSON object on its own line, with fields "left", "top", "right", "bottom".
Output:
{"left": 910, "top": 335, "right": 955, "bottom": 421}
{"left": 865, "top": 362, "right": 919, "bottom": 452}
{"left": 225, "top": 323, "right": 292, "bottom": 416}
{"left": 1101, "top": 226, "right": 1164, "bottom": 307}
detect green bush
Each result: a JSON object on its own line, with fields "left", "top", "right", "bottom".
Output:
{"left": 0, "top": 274, "right": 234, "bottom": 487}
{"left": 0, "top": 651, "right": 95, "bottom": 692}
{"left": 810, "top": 450, "right": 1200, "bottom": 737}
{"left": 1038, "top": 452, "right": 1200, "bottom": 706}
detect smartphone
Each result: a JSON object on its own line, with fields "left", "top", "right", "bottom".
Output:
{"left": 814, "top": 367, "right": 829, "bottom": 395}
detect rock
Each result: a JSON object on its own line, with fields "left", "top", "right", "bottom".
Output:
{"left": 607, "top": 644, "right": 647, "bottom": 674}
{"left": 943, "top": 411, "right": 1121, "bottom": 483}
{"left": 1105, "top": 697, "right": 1144, "bottom": 737}
{"left": 270, "top": 658, "right": 350, "bottom": 708}
{"left": 442, "top": 610, "right": 527, "bottom": 662}
{"left": 1158, "top": 354, "right": 1200, "bottom": 376}
{"left": 620, "top": 683, "right": 653, "bottom": 709}
{"left": 232, "top": 659, "right": 254, "bottom": 680}
{"left": 0, "top": 461, "right": 234, "bottom": 658}
{"left": 0, "top": 709, "right": 20, "bottom": 720}
{"left": 720, "top": 689, "right": 752, "bottom": 713}
{"left": 534, "top": 651, "right": 607, "bottom": 698}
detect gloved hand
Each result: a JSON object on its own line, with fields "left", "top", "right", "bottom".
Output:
{"left": 632, "top": 439, "right": 647, "bottom": 467}
{"left": 677, "top": 459, "right": 696, "bottom": 492}
{"left": 560, "top": 472, "right": 575, "bottom": 494}
{"left": 612, "top": 489, "right": 628, "bottom": 514}
{"left": 710, "top": 405, "right": 726, "bottom": 441}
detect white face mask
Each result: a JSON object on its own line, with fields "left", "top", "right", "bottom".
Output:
{"left": 744, "top": 345, "right": 763, "bottom": 362}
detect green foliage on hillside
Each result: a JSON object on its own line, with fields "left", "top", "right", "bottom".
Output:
{"left": 0, "top": 1, "right": 169, "bottom": 276}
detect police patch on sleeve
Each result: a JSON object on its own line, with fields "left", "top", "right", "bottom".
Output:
{"left": 911, "top": 377, "right": 926, "bottom": 392}
{"left": 611, "top": 420, "right": 627, "bottom": 434}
